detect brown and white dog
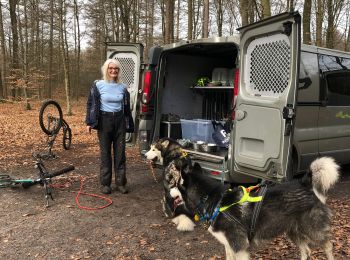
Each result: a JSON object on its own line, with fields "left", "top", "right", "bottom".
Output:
{"left": 146, "top": 138, "right": 340, "bottom": 260}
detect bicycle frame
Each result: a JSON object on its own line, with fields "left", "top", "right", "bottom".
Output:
{"left": 0, "top": 155, "right": 75, "bottom": 207}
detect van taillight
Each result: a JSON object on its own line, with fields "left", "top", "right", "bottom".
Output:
{"left": 141, "top": 71, "right": 151, "bottom": 113}
{"left": 232, "top": 69, "right": 239, "bottom": 119}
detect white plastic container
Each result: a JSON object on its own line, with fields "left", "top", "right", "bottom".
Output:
{"left": 212, "top": 68, "right": 229, "bottom": 85}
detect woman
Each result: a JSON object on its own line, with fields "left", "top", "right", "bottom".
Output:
{"left": 86, "top": 59, "right": 130, "bottom": 194}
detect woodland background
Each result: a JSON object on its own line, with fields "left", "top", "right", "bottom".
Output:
{"left": 1, "top": 0, "right": 350, "bottom": 114}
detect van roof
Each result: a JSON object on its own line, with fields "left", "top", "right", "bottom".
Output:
{"left": 302, "top": 44, "right": 350, "bottom": 58}
{"left": 161, "top": 35, "right": 240, "bottom": 50}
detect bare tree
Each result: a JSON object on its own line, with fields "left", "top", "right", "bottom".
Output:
{"left": 316, "top": 0, "right": 325, "bottom": 46}
{"left": 303, "top": 0, "right": 312, "bottom": 44}
{"left": 119, "top": 0, "right": 132, "bottom": 42}
{"left": 73, "top": 0, "right": 81, "bottom": 100}
{"left": 176, "top": 0, "right": 180, "bottom": 41}
{"left": 187, "top": 0, "right": 193, "bottom": 40}
{"left": 326, "top": 0, "right": 344, "bottom": 48}
{"left": 202, "top": 0, "right": 209, "bottom": 38}
{"left": 9, "top": 0, "right": 19, "bottom": 70}
{"left": 287, "top": 0, "right": 294, "bottom": 11}
{"left": 240, "top": 0, "right": 249, "bottom": 26}
{"left": 214, "top": 0, "right": 223, "bottom": 36}
{"left": 261, "top": 0, "right": 271, "bottom": 19}
{"left": 58, "top": 0, "right": 72, "bottom": 115}
{"left": 47, "top": 0, "right": 54, "bottom": 98}
{"left": 165, "top": 0, "right": 175, "bottom": 43}
{"left": 0, "top": 2, "right": 7, "bottom": 98}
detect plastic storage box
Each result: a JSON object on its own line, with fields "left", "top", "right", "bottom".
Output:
{"left": 160, "top": 121, "right": 182, "bottom": 140}
{"left": 180, "top": 119, "right": 215, "bottom": 143}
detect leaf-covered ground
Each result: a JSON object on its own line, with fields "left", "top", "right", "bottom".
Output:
{"left": 0, "top": 100, "right": 349, "bottom": 259}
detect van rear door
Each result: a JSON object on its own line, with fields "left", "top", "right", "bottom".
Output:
{"left": 233, "top": 12, "right": 301, "bottom": 181}
{"left": 106, "top": 43, "right": 144, "bottom": 143}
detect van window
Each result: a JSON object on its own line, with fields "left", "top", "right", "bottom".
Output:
{"left": 326, "top": 71, "right": 350, "bottom": 106}
{"left": 298, "top": 52, "right": 319, "bottom": 103}
{"left": 319, "top": 54, "right": 350, "bottom": 106}
{"left": 319, "top": 55, "right": 350, "bottom": 71}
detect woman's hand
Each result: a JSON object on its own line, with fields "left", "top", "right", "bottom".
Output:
{"left": 86, "top": 125, "right": 92, "bottom": 134}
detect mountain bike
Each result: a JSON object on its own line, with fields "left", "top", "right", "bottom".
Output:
{"left": 0, "top": 153, "right": 75, "bottom": 207}
{"left": 39, "top": 99, "right": 72, "bottom": 159}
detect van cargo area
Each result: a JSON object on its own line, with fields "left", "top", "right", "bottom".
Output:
{"left": 153, "top": 39, "right": 240, "bottom": 180}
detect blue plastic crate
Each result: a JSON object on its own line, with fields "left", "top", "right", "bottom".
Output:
{"left": 180, "top": 119, "right": 214, "bottom": 143}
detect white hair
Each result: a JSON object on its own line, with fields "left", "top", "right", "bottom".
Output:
{"left": 101, "top": 58, "right": 122, "bottom": 82}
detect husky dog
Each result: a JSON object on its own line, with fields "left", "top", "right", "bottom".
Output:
{"left": 147, "top": 138, "right": 340, "bottom": 260}
{"left": 145, "top": 138, "right": 196, "bottom": 231}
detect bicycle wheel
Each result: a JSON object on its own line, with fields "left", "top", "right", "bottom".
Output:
{"left": 62, "top": 123, "right": 72, "bottom": 150}
{"left": 0, "top": 175, "right": 14, "bottom": 188}
{"left": 39, "top": 100, "right": 63, "bottom": 135}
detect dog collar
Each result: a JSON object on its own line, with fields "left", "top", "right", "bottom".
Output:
{"left": 219, "top": 186, "right": 262, "bottom": 212}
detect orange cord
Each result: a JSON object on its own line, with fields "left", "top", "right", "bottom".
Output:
{"left": 148, "top": 161, "right": 158, "bottom": 183}
{"left": 74, "top": 176, "right": 113, "bottom": 210}
{"left": 50, "top": 176, "right": 113, "bottom": 210}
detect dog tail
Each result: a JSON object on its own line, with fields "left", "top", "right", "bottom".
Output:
{"left": 310, "top": 157, "right": 340, "bottom": 203}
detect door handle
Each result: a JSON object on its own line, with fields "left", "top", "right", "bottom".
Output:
{"left": 236, "top": 110, "right": 246, "bottom": 121}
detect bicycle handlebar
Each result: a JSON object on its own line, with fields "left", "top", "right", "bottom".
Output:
{"left": 46, "top": 165, "right": 75, "bottom": 178}
{"left": 21, "top": 165, "right": 75, "bottom": 189}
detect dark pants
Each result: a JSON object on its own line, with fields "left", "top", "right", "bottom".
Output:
{"left": 97, "top": 111, "right": 126, "bottom": 187}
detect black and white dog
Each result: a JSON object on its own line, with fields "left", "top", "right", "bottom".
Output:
{"left": 146, "top": 138, "right": 340, "bottom": 260}
{"left": 145, "top": 138, "right": 197, "bottom": 231}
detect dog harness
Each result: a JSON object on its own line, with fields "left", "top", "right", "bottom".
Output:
{"left": 194, "top": 185, "right": 263, "bottom": 223}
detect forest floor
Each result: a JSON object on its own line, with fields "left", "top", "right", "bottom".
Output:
{"left": 0, "top": 99, "right": 349, "bottom": 260}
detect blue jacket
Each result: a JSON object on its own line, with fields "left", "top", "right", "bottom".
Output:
{"left": 86, "top": 81, "right": 134, "bottom": 133}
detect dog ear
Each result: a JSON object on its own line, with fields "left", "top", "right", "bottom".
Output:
{"left": 161, "top": 139, "right": 170, "bottom": 148}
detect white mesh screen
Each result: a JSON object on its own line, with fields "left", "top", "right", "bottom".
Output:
{"left": 245, "top": 34, "right": 291, "bottom": 97}
{"left": 113, "top": 53, "right": 138, "bottom": 92}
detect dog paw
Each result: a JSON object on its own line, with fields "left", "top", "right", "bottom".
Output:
{"left": 172, "top": 214, "right": 195, "bottom": 232}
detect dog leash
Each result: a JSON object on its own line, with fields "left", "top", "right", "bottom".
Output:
{"left": 148, "top": 161, "right": 159, "bottom": 183}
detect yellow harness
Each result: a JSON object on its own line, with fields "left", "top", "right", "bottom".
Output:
{"left": 194, "top": 185, "right": 263, "bottom": 222}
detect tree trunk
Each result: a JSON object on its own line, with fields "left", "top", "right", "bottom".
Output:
{"left": 176, "top": 0, "right": 180, "bottom": 41}
{"left": 187, "top": 0, "right": 193, "bottom": 40}
{"left": 261, "top": 0, "right": 271, "bottom": 19}
{"left": 47, "top": 0, "right": 54, "bottom": 98}
{"left": 132, "top": 0, "right": 138, "bottom": 42}
{"left": 165, "top": 0, "right": 175, "bottom": 43}
{"left": 316, "top": 0, "right": 325, "bottom": 47}
{"left": 303, "top": 0, "right": 312, "bottom": 44}
{"left": 240, "top": 0, "right": 249, "bottom": 26}
{"left": 119, "top": 0, "right": 131, "bottom": 42}
{"left": 9, "top": 0, "right": 19, "bottom": 70}
{"left": 326, "top": 0, "right": 334, "bottom": 48}
{"left": 202, "top": 0, "right": 209, "bottom": 38}
{"left": 214, "top": 0, "right": 223, "bottom": 37}
{"left": 0, "top": 2, "right": 7, "bottom": 98}
{"left": 287, "top": 0, "right": 294, "bottom": 11}
{"left": 59, "top": 0, "right": 72, "bottom": 115}
{"left": 21, "top": 0, "right": 30, "bottom": 109}
{"left": 74, "top": 0, "right": 81, "bottom": 101}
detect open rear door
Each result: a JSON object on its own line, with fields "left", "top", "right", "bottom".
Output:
{"left": 106, "top": 43, "right": 144, "bottom": 143}
{"left": 234, "top": 12, "right": 301, "bottom": 181}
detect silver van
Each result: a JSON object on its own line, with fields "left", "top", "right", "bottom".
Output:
{"left": 107, "top": 12, "right": 350, "bottom": 183}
